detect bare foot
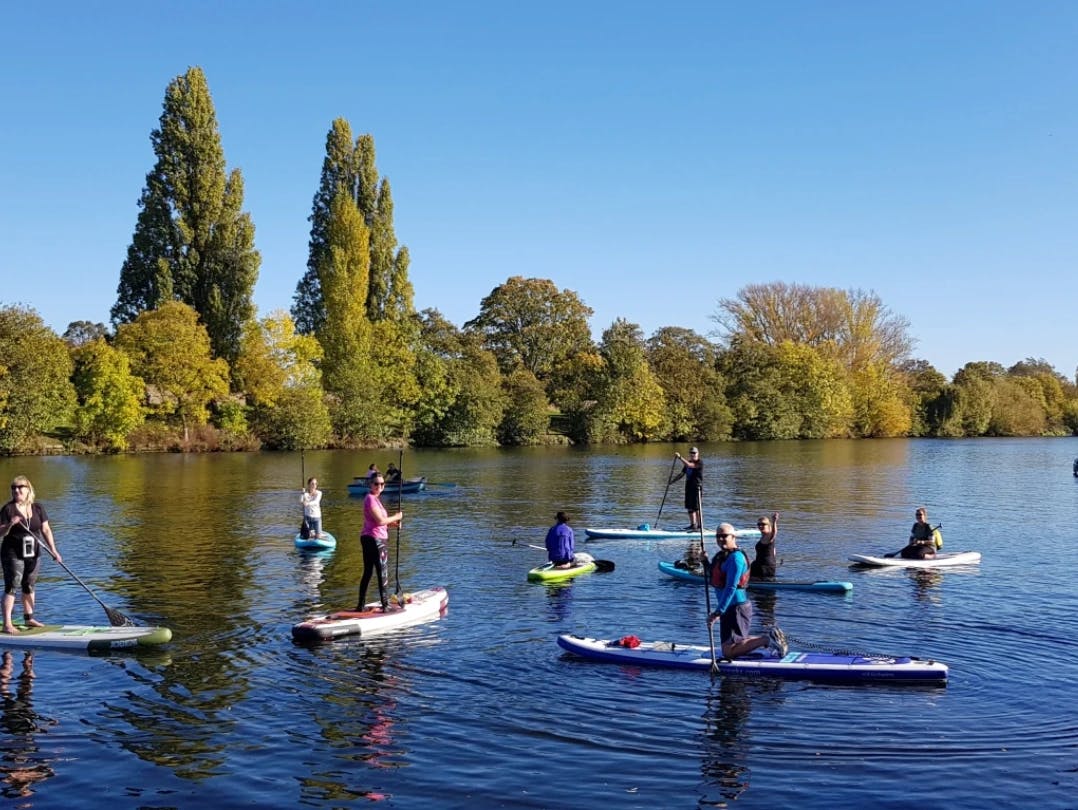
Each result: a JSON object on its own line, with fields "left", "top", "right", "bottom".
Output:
{"left": 25, "top": 618, "right": 44, "bottom": 628}
{"left": 2, "top": 626, "right": 18, "bottom": 635}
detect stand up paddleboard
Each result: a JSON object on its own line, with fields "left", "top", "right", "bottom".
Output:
{"left": 557, "top": 634, "right": 947, "bottom": 685}
{"left": 585, "top": 527, "right": 761, "bottom": 541}
{"left": 848, "top": 551, "right": 981, "bottom": 569}
{"left": 291, "top": 586, "right": 448, "bottom": 642}
{"left": 657, "top": 561, "right": 852, "bottom": 593}
{"left": 294, "top": 530, "right": 337, "bottom": 550}
{"left": 0, "top": 623, "right": 172, "bottom": 653}
{"left": 528, "top": 559, "right": 597, "bottom": 582}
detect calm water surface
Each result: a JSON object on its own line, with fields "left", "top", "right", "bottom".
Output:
{"left": 1, "top": 440, "right": 1077, "bottom": 808}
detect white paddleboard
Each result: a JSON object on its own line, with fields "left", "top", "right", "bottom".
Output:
{"left": 848, "top": 551, "right": 982, "bottom": 568}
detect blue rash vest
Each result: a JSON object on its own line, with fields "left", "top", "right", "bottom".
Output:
{"left": 712, "top": 549, "right": 750, "bottom": 614}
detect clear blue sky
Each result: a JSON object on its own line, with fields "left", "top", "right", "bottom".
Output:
{"left": 2, "top": 2, "right": 1076, "bottom": 379}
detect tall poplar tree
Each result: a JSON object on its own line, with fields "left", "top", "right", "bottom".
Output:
{"left": 112, "top": 66, "right": 260, "bottom": 367}
{"left": 292, "top": 120, "right": 413, "bottom": 332}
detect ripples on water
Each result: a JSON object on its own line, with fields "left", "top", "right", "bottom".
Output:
{"left": 1, "top": 440, "right": 1077, "bottom": 808}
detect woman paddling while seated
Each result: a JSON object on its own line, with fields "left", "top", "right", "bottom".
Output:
{"left": 706, "top": 523, "right": 787, "bottom": 660}
{"left": 898, "top": 507, "right": 936, "bottom": 560}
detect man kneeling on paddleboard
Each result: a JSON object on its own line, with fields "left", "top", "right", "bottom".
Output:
{"left": 706, "top": 523, "right": 787, "bottom": 660}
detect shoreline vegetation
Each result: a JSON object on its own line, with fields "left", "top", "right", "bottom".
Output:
{"left": 4, "top": 67, "right": 1077, "bottom": 457}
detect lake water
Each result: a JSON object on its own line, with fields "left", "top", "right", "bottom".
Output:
{"left": 1, "top": 439, "right": 1077, "bottom": 808}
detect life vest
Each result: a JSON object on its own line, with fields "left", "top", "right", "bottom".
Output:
{"left": 710, "top": 549, "right": 750, "bottom": 589}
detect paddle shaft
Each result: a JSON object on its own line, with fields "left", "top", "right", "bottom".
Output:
{"left": 656, "top": 455, "right": 680, "bottom": 527}
{"left": 26, "top": 525, "right": 135, "bottom": 627}
{"left": 394, "top": 450, "right": 404, "bottom": 595}
{"left": 697, "top": 484, "right": 720, "bottom": 674}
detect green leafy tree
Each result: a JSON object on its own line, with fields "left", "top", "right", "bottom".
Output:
{"left": 0, "top": 306, "right": 76, "bottom": 452}
{"left": 465, "top": 276, "right": 595, "bottom": 390}
{"left": 850, "top": 361, "right": 911, "bottom": 437}
{"left": 646, "top": 326, "right": 732, "bottom": 441}
{"left": 234, "top": 310, "right": 323, "bottom": 408}
{"left": 721, "top": 339, "right": 852, "bottom": 440}
{"left": 411, "top": 310, "right": 506, "bottom": 446}
{"left": 257, "top": 385, "right": 333, "bottom": 451}
{"left": 70, "top": 339, "right": 145, "bottom": 451}
{"left": 112, "top": 66, "right": 260, "bottom": 367}
{"left": 114, "top": 301, "right": 230, "bottom": 442}
{"left": 583, "top": 320, "right": 666, "bottom": 443}
{"left": 897, "top": 359, "right": 948, "bottom": 436}
{"left": 498, "top": 366, "right": 551, "bottom": 445}
{"left": 293, "top": 122, "right": 411, "bottom": 333}
{"left": 62, "top": 321, "right": 110, "bottom": 348}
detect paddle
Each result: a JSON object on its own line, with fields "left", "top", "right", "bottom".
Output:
{"left": 393, "top": 450, "right": 404, "bottom": 599}
{"left": 519, "top": 543, "right": 615, "bottom": 572}
{"left": 884, "top": 523, "right": 942, "bottom": 558}
{"left": 655, "top": 455, "right": 680, "bottom": 528}
{"left": 697, "top": 484, "right": 720, "bottom": 675}
{"left": 24, "top": 524, "right": 136, "bottom": 627}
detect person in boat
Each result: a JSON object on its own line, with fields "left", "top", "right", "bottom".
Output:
{"left": 358, "top": 475, "right": 403, "bottom": 612}
{"left": 899, "top": 506, "right": 936, "bottom": 560}
{"left": 0, "top": 476, "right": 62, "bottom": 635}
{"left": 670, "top": 447, "right": 703, "bottom": 531}
{"left": 706, "top": 523, "right": 787, "bottom": 659}
{"left": 545, "top": 511, "right": 575, "bottom": 569}
{"left": 749, "top": 512, "right": 779, "bottom": 579}
{"left": 385, "top": 463, "right": 401, "bottom": 484}
{"left": 364, "top": 463, "right": 379, "bottom": 481}
{"left": 300, "top": 477, "right": 324, "bottom": 539}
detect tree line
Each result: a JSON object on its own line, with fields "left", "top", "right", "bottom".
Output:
{"left": 2, "top": 67, "right": 1076, "bottom": 454}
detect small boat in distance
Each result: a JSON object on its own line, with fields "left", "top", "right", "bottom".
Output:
{"left": 347, "top": 476, "right": 428, "bottom": 496}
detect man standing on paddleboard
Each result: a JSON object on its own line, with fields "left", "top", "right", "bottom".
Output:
{"left": 671, "top": 447, "right": 703, "bottom": 531}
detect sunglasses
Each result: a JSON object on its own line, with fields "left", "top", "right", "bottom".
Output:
{"left": 371, "top": 480, "right": 385, "bottom": 486}
{"left": 717, "top": 532, "right": 734, "bottom": 539}
{"left": 10, "top": 485, "right": 27, "bottom": 491}
{"left": 757, "top": 522, "right": 769, "bottom": 528}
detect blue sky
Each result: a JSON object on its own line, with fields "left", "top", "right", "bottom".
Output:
{"left": 2, "top": 2, "right": 1076, "bottom": 378}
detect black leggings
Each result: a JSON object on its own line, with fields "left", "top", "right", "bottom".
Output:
{"left": 358, "top": 535, "right": 389, "bottom": 609}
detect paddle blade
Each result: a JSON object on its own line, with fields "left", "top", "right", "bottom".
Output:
{"left": 594, "top": 559, "right": 616, "bottom": 573}
{"left": 106, "top": 606, "right": 137, "bottom": 627}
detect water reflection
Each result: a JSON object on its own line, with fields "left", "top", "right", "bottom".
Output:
{"left": 0, "top": 651, "right": 57, "bottom": 801}
{"left": 300, "top": 644, "right": 398, "bottom": 804}
{"left": 910, "top": 569, "right": 944, "bottom": 604}
{"left": 700, "top": 678, "right": 753, "bottom": 804}
{"left": 543, "top": 582, "right": 575, "bottom": 622}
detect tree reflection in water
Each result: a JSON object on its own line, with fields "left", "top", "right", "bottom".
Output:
{"left": 0, "top": 651, "right": 58, "bottom": 801}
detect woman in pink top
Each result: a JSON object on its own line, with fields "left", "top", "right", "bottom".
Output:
{"left": 358, "top": 475, "right": 403, "bottom": 612}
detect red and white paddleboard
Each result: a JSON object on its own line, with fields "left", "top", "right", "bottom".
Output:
{"left": 291, "top": 586, "right": 448, "bottom": 642}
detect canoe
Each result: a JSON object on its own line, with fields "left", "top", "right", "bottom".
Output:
{"left": 291, "top": 586, "right": 448, "bottom": 642}
{"left": 657, "top": 561, "right": 853, "bottom": 593}
{"left": 584, "top": 526, "right": 761, "bottom": 541}
{"left": 528, "top": 558, "right": 598, "bottom": 582}
{"left": 0, "top": 622, "right": 172, "bottom": 653}
{"left": 294, "top": 530, "right": 337, "bottom": 550}
{"left": 848, "top": 551, "right": 982, "bottom": 569}
{"left": 557, "top": 634, "right": 947, "bottom": 685}
{"left": 347, "top": 476, "right": 427, "bottom": 496}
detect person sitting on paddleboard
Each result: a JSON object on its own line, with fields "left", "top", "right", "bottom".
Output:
{"left": 899, "top": 507, "right": 936, "bottom": 560}
{"left": 300, "top": 477, "right": 324, "bottom": 539}
{"left": 749, "top": 512, "right": 779, "bottom": 579}
{"left": 671, "top": 447, "right": 703, "bottom": 531}
{"left": 706, "top": 523, "right": 787, "bottom": 659}
{"left": 0, "top": 476, "right": 62, "bottom": 635}
{"left": 545, "top": 511, "right": 575, "bottom": 569}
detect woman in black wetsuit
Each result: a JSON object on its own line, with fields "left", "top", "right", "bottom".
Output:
{"left": 749, "top": 512, "right": 779, "bottom": 579}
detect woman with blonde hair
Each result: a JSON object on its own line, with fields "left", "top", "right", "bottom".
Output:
{"left": 0, "top": 476, "right": 62, "bottom": 634}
